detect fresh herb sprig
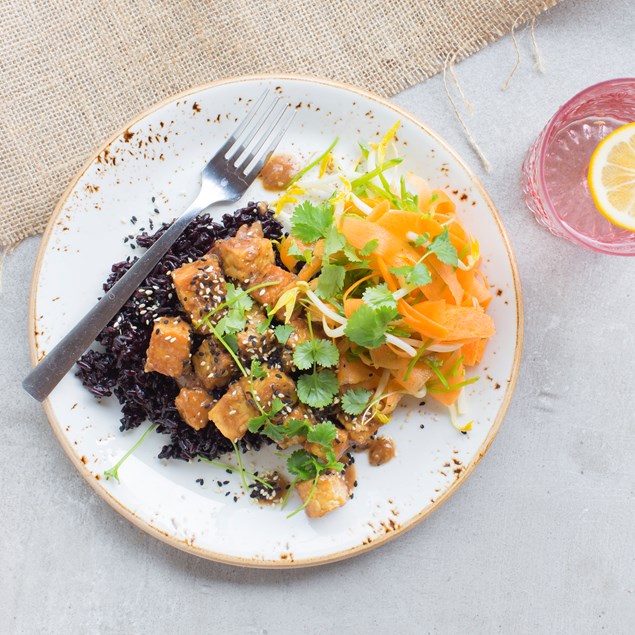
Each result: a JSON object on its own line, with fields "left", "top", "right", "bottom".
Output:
{"left": 104, "top": 423, "right": 157, "bottom": 482}
{"left": 344, "top": 304, "right": 398, "bottom": 349}
{"left": 389, "top": 228, "right": 458, "bottom": 287}
{"left": 286, "top": 137, "right": 339, "bottom": 187}
{"left": 341, "top": 388, "right": 373, "bottom": 416}
{"left": 294, "top": 314, "right": 340, "bottom": 409}
{"left": 194, "top": 280, "right": 277, "bottom": 330}
{"left": 285, "top": 432, "right": 345, "bottom": 518}
{"left": 197, "top": 455, "right": 274, "bottom": 490}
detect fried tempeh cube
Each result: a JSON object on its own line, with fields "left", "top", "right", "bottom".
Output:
{"left": 295, "top": 472, "right": 350, "bottom": 518}
{"left": 213, "top": 222, "right": 296, "bottom": 309}
{"left": 144, "top": 317, "right": 192, "bottom": 377}
{"left": 212, "top": 222, "right": 275, "bottom": 283}
{"left": 175, "top": 387, "right": 215, "bottom": 430}
{"left": 192, "top": 337, "right": 237, "bottom": 390}
{"left": 235, "top": 307, "right": 276, "bottom": 361}
{"left": 337, "top": 410, "right": 381, "bottom": 447}
{"left": 208, "top": 383, "right": 259, "bottom": 442}
{"left": 238, "top": 363, "right": 297, "bottom": 413}
{"left": 171, "top": 254, "right": 226, "bottom": 333}
{"left": 253, "top": 263, "right": 296, "bottom": 309}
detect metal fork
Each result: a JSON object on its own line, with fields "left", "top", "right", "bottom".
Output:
{"left": 23, "top": 91, "right": 295, "bottom": 401}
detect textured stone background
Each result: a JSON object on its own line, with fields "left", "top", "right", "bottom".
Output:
{"left": 1, "top": 0, "right": 634, "bottom": 632}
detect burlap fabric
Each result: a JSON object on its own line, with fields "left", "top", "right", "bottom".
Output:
{"left": 0, "top": 0, "right": 561, "bottom": 248}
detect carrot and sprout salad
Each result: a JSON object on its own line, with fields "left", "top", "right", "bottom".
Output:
{"left": 273, "top": 122, "right": 495, "bottom": 432}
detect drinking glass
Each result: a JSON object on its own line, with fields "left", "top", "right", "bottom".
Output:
{"left": 522, "top": 78, "right": 635, "bottom": 256}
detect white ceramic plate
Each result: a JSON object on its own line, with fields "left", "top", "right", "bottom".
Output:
{"left": 30, "top": 75, "right": 523, "bottom": 567}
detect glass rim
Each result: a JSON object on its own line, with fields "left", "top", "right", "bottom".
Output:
{"left": 537, "top": 77, "right": 635, "bottom": 255}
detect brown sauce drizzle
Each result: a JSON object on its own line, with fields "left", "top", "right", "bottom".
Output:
{"left": 343, "top": 463, "right": 357, "bottom": 494}
{"left": 368, "top": 436, "right": 396, "bottom": 466}
{"left": 259, "top": 154, "right": 299, "bottom": 190}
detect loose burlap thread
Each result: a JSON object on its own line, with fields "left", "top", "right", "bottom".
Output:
{"left": 0, "top": 0, "right": 561, "bottom": 249}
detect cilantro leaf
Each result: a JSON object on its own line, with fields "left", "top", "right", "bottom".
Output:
{"left": 250, "top": 359, "right": 267, "bottom": 380}
{"left": 286, "top": 449, "right": 318, "bottom": 481}
{"left": 226, "top": 282, "right": 253, "bottom": 313}
{"left": 287, "top": 241, "right": 303, "bottom": 258}
{"left": 273, "top": 324, "right": 295, "bottom": 345}
{"left": 306, "top": 421, "right": 337, "bottom": 447}
{"left": 256, "top": 313, "right": 274, "bottom": 334}
{"left": 362, "top": 283, "right": 397, "bottom": 310}
{"left": 215, "top": 311, "right": 245, "bottom": 336}
{"left": 413, "top": 232, "right": 430, "bottom": 247}
{"left": 296, "top": 369, "right": 339, "bottom": 408}
{"left": 223, "top": 333, "right": 239, "bottom": 353}
{"left": 283, "top": 418, "right": 311, "bottom": 438}
{"left": 293, "top": 341, "right": 316, "bottom": 370}
{"left": 247, "top": 413, "right": 270, "bottom": 434}
{"left": 344, "top": 304, "right": 398, "bottom": 349}
{"left": 316, "top": 263, "right": 345, "bottom": 299}
{"left": 246, "top": 395, "right": 286, "bottom": 440}
{"left": 359, "top": 238, "right": 379, "bottom": 256}
{"left": 388, "top": 265, "right": 412, "bottom": 277}
{"left": 408, "top": 262, "right": 432, "bottom": 286}
{"left": 290, "top": 201, "right": 334, "bottom": 243}
{"left": 341, "top": 388, "right": 373, "bottom": 415}
{"left": 389, "top": 263, "right": 432, "bottom": 286}
{"left": 427, "top": 228, "right": 458, "bottom": 266}
{"left": 343, "top": 242, "right": 361, "bottom": 262}
{"left": 269, "top": 397, "right": 285, "bottom": 416}
{"left": 311, "top": 339, "right": 339, "bottom": 367}
{"left": 323, "top": 225, "right": 346, "bottom": 257}
{"left": 286, "top": 446, "right": 343, "bottom": 483}
{"left": 287, "top": 241, "right": 313, "bottom": 264}
{"left": 215, "top": 283, "right": 254, "bottom": 335}
{"left": 293, "top": 339, "right": 339, "bottom": 370}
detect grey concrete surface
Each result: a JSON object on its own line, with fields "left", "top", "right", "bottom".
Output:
{"left": 1, "top": 0, "right": 634, "bottom": 633}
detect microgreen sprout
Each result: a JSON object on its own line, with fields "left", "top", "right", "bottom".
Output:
{"left": 104, "top": 423, "right": 157, "bottom": 482}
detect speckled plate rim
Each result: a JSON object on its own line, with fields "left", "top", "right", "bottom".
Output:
{"left": 28, "top": 73, "right": 524, "bottom": 568}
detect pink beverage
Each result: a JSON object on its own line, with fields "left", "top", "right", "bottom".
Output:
{"left": 522, "top": 78, "right": 635, "bottom": 255}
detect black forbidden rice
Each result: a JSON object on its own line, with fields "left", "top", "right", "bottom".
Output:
{"left": 75, "top": 203, "right": 284, "bottom": 462}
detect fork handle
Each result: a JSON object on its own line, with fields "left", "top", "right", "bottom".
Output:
{"left": 23, "top": 201, "right": 209, "bottom": 402}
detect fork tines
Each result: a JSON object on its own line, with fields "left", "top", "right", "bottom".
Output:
{"left": 219, "top": 91, "right": 295, "bottom": 179}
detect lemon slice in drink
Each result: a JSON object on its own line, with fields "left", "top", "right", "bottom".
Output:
{"left": 588, "top": 122, "right": 635, "bottom": 231}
